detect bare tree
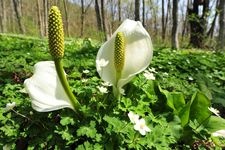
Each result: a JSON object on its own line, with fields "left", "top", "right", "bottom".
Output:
{"left": 207, "top": 0, "right": 219, "bottom": 38}
{"left": 162, "top": 0, "right": 165, "bottom": 40}
{"left": 12, "top": 0, "right": 24, "bottom": 34}
{"left": 118, "top": 0, "right": 121, "bottom": 21}
{"left": 142, "top": 0, "right": 145, "bottom": 26}
{"left": 188, "top": 0, "right": 209, "bottom": 48}
{"left": 36, "top": 0, "right": 44, "bottom": 37}
{"left": 135, "top": 0, "right": 140, "bottom": 21}
{"left": 217, "top": 0, "right": 225, "bottom": 50}
{"left": 95, "top": 0, "right": 102, "bottom": 31}
{"left": 171, "top": 0, "right": 179, "bottom": 49}
{"left": 63, "top": 0, "right": 69, "bottom": 37}
{"left": 101, "top": 0, "right": 108, "bottom": 40}
{"left": 0, "top": 0, "right": 6, "bottom": 32}
{"left": 43, "top": 0, "right": 48, "bottom": 36}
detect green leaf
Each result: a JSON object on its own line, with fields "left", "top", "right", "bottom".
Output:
{"left": 179, "top": 101, "right": 191, "bottom": 127}
{"left": 205, "top": 116, "right": 225, "bottom": 133}
{"left": 60, "top": 117, "right": 75, "bottom": 126}
{"left": 189, "top": 91, "right": 211, "bottom": 125}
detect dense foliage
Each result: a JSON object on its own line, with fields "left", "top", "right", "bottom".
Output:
{"left": 0, "top": 34, "right": 225, "bottom": 149}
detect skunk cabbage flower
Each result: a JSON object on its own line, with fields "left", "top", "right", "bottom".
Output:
{"left": 24, "top": 6, "right": 80, "bottom": 113}
{"left": 24, "top": 61, "right": 74, "bottom": 112}
{"left": 96, "top": 19, "right": 153, "bottom": 97}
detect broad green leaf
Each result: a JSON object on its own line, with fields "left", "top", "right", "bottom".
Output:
{"left": 205, "top": 116, "right": 225, "bottom": 133}
{"left": 189, "top": 91, "right": 211, "bottom": 125}
{"left": 179, "top": 101, "right": 192, "bottom": 127}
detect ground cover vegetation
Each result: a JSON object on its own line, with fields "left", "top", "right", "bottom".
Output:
{"left": 0, "top": 33, "right": 225, "bottom": 149}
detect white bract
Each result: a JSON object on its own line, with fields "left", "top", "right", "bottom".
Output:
{"left": 24, "top": 61, "right": 74, "bottom": 112}
{"left": 143, "top": 70, "right": 155, "bottom": 80}
{"left": 83, "top": 69, "right": 90, "bottom": 74}
{"left": 5, "top": 102, "right": 16, "bottom": 111}
{"left": 96, "top": 19, "right": 153, "bottom": 97}
{"left": 212, "top": 130, "right": 225, "bottom": 137}
{"left": 128, "top": 111, "right": 139, "bottom": 124}
{"left": 208, "top": 107, "right": 220, "bottom": 117}
{"left": 96, "top": 59, "right": 109, "bottom": 72}
{"left": 134, "top": 118, "right": 151, "bottom": 135}
{"left": 97, "top": 86, "right": 108, "bottom": 93}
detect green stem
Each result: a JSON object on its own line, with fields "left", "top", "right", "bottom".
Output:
{"left": 54, "top": 59, "right": 81, "bottom": 114}
{"left": 113, "top": 71, "right": 122, "bottom": 100}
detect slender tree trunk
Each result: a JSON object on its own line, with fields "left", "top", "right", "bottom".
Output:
{"left": 95, "top": 0, "right": 102, "bottom": 31}
{"left": 0, "top": 0, "right": 6, "bottom": 32}
{"left": 12, "top": 0, "right": 24, "bottom": 34}
{"left": 43, "top": 0, "right": 48, "bottom": 36}
{"left": 63, "top": 0, "right": 69, "bottom": 37}
{"left": 80, "top": 0, "right": 84, "bottom": 37}
{"left": 142, "top": 0, "right": 145, "bottom": 26}
{"left": 189, "top": 0, "right": 209, "bottom": 48}
{"left": 162, "top": 0, "right": 165, "bottom": 40}
{"left": 101, "top": 0, "right": 107, "bottom": 40}
{"left": 135, "top": 0, "right": 140, "bottom": 21}
{"left": 181, "top": 0, "right": 189, "bottom": 40}
{"left": 217, "top": 0, "right": 225, "bottom": 50}
{"left": 36, "top": 0, "right": 44, "bottom": 37}
{"left": 171, "top": 0, "right": 179, "bottom": 49}
{"left": 118, "top": 0, "right": 121, "bottom": 21}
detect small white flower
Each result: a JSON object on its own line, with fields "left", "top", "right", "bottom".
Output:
{"left": 143, "top": 71, "right": 155, "bottom": 80}
{"left": 5, "top": 102, "right": 16, "bottom": 111}
{"left": 134, "top": 118, "right": 151, "bottom": 135}
{"left": 96, "top": 59, "right": 109, "bottom": 72}
{"left": 148, "top": 67, "right": 157, "bottom": 73}
{"left": 212, "top": 130, "right": 225, "bottom": 137}
{"left": 208, "top": 107, "right": 220, "bottom": 117}
{"left": 97, "top": 86, "right": 108, "bottom": 93}
{"left": 83, "top": 69, "right": 90, "bottom": 74}
{"left": 119, "top": 88, "right": 125, "bottom": 95}
{"left": 101, "top": 81, "right": 112, "bottom": 87}
{"left": 188, "top": 76, "right": 193, "bottom": 81}
{"left": 81, "top": 79, "right": 88, "bottom": 83}
{"left": 163, "top": 72, "right": 168, "bottom": 76}
{"left": 186, "top": 59, "right": 190, "bottom": 64}
{"left": 128, "top": 111, "right": 139, "bottom": 124}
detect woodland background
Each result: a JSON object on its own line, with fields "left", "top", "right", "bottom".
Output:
{"left": 0, "top": 0, "right": 225, "bottom": 50}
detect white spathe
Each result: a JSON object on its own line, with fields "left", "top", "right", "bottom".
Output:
{"left": 96, "top": 19, "right": 153, "bottom": 93}
{"left": 212, "top": 130, "right": 225, "bottom": 137}
{"left": 24, "top": 61, "right": 73, "bottom": 112}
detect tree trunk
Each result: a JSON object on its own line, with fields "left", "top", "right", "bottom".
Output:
{"left": 161, "top": 0, "right": 165, "bottom": 40}
{"left": 118, "top": 0, "right": 121, "bottom": 21}
{"left": 43, "top": 0, "right": 48, "bottom": 36}
{"left": 188, "top": 0, "right": 209, "bottom": 48}
{"left": 95, "top": 0, "right": 102, "bottom": 31}
{"left": 217, "top": 0, "right": 225, "bottom": 50}
{"left": 36, "top": 0, "right": 44, "bottom": 37}
{"left": 63, "top": 0, "right": 69, "bottom": 37}
{"left": 142, "top": 0, "right": 145, "bottom": 26}
{"left": 135, "top": 0, "right": 140, "bottom": 21}
{"left": 100, "top": 0, "right": 107, "bottom": 40}
{"left": 0, "top": 0, "right": 6, "bottom": 32}
{"left": 12, "top": 0, "right": 24, "bottom": 34}
{"left": 171, "top": 0, "right": 179, "bottom": 49}
{"left": 80, "top": 0, "right": 84, "bottom": 37}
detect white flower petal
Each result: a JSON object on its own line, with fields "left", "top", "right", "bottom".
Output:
{"left": 96, "top": 19, "right": 153, "bottom": 91}
{"left": 24, "top": 61, "right": 73, "bottom": 112}
{"left": 212, "top": 130, "right": 225, "bottom": 137}
{"left": 5, "top": 102, "right": 16, "bottom": 111}
{"left": 128, "top": 111, "right": 139, "bottom": 123}
{"left": 133, "top": 118, "right": 151, "bottom": 135}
